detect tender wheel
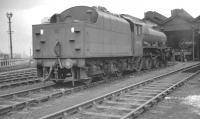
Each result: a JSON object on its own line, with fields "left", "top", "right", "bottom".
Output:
{"left": 37, "top": 64, "right": 43, "bottom": 77}
{"left": 152, "top": 58, "right": 160, "bottom": 68}
{"left": 135, "top": 57, "right": 143, "bottom": 72}
{"left": 145, "top": 58, "right": 152, "bottom": 70}
{"left": 83, "top": 79, "right": 92, "bottom": 85}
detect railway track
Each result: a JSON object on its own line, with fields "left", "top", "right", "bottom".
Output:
{"left": 0, "top": 63, "right": 177, "bottom": 116}
{"left": 136, "top": 77, "right": 200, "bottom": 119}
{"left": 0, "top": 63, "right": 173, "bottom": 115}
{"left": 0, "top": 68, "right": 37, "bottom": 89}
{"left": 38, "top": 64, "right": 200, "bottom": 119}
{"left": 0, "top": 63, "right": 198, "bottom": 117}
{"left": 0, "top": 68, "right": 36, "bottom": 80}
{"left": 0, "top": 73, "right": 116, "bottom": 116}
{"left": 0, "top": 62, "right": 174, "bottom": 90}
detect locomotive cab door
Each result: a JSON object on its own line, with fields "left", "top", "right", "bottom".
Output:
{"left": 129, "top": 22, "right": 135, "bottom": 55}
{"left": 132, "top": 24, "right": 143, "bottom": 56}
{"left": 120, "top": 14, "right": 143, "bottom": 56}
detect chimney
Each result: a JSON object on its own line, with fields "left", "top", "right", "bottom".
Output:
{"left": 171, "top": 9, "right": 184, "bottom": 16}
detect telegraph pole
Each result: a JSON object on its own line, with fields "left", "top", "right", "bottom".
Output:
{"left": 6, "top": 12, "right": 13, "bottom": 59}
{"left": 192, "top": 26, "right": 195, "bottom": 61}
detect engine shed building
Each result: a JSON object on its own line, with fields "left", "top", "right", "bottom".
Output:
{"left": 144, "top": 9, "right": 200, "bottom": 61}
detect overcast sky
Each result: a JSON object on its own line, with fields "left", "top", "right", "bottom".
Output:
{"left": 0, "top": 0, "right": 200, "bottom": 56}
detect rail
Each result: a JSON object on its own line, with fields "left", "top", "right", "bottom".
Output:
{"left": 39, "top": 63, "right": 200, "bottom": 119}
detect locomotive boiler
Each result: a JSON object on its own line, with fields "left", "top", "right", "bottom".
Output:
{"left": 32, "top": 6, "right": 168, "bottom": 85}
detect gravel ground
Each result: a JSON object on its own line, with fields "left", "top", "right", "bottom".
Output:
{"left": 137, "top": 67, "right": 200, "bottom": 119}
{"left": 2, "top": 62, "right": 199, "bottom": 119}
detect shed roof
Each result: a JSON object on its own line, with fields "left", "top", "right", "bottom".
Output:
{"left": 162, "top": 9, "right": 194, "bottom": 25}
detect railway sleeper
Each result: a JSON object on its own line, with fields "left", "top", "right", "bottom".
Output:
{"left": 80, "top": 110, "right": 122, "bottom": 119}
{"left": 124, "top": 94, "right": 153, "bottom": 100}
{"left": 103, "top": 100, "right": 141, "bottom": 107}
{"left": 127, "top": 91, "right": 158, "bottom": 96}
{"left": 134, "top": 89, "right": 162, "bottom": 93}
{"left": 0, "top": 106, "right": 12, "bottom": 115}
{"left": 116, "top": 97, "right": 147, "bottom": 103}
{"left": 95, "top": 105, "right": 133, "bottom": 112}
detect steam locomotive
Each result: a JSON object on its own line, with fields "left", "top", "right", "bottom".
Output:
{"left": 32, "top": 6, "right": 169, "bottom": 85}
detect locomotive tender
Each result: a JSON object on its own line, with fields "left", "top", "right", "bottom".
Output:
{"left": 32, "top": 6, "right": 168, "bottom": 85}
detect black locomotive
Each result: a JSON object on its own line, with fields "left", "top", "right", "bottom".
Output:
{"left": 32, "top": 6, "right": 170, "bottom": 85}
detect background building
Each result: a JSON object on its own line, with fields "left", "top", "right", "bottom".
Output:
{"left": 144, "top": 9, "right": 200, "bottom": 61}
